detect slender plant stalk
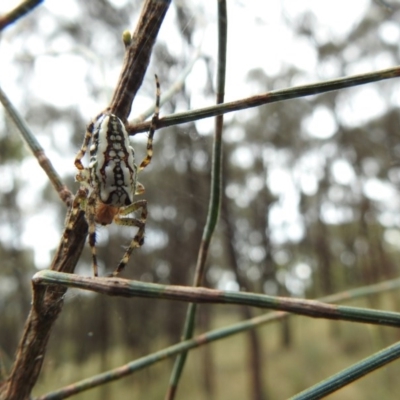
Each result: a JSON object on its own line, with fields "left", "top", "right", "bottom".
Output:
{"left": 165, "top": 3, "right": 227, "bottom": 398}
{"left": 127, "top": 66, "right": 400, "bottom": 134}
{"left": 290, "top": 340, "right": 400, "bottom": 399}
{"left": 0, "top": 0, "right": 43, "bottom": 30}
{"left": 36, "top": 313, "right": 281, "bottom": 400}
{"left": 35, "top": 276, "right": 400, "bottom": 399}
{"left": 32, "top": 270, "right": 400, "bottom": 328}
{"left": 0, "top": 86, "right": 72, "bottom": 206}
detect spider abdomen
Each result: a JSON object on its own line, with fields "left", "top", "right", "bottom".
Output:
{"left": 92, "top": 113, "right": 137, "bottom": 207}
{"left": 71, "top": 75, "right": 160, "bottom": 276}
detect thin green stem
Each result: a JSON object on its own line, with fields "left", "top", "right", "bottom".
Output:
{"left": 165, "top": 3, "right": 227, "bottom": 398}
{"left": 290, "top": 341, "right": 400, "bottom": 399}
{"left": 32, "top": 271, "right": 400, "bottom": 328}
{"left": 128, "top": 66, "right": 400, "bottom": 134}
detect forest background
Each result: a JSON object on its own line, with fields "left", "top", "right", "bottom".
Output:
{"left": 2, "top": 0, "right": 400, "bottom": 399}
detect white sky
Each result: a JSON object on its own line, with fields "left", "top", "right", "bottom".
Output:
{"left": 1, "top": 0, "right": 399, "bottom": 277}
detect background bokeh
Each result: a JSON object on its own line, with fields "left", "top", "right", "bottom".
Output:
{"left": 2, "top": 1, "right": 400, "bottom": 398}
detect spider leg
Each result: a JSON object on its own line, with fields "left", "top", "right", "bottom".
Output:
{"left": 111, "top": 199, "right": 148, "bottom": 276}
{"left": 139, "top": 74, "right": 160, "bottom": 171}
{"left": 86, "top": 190, "right": 100, "bottom": 277}
{"left": 63, "top": 186, "right": 88, "bottom": 248}
{"left": 135, "top": 181, "right": 145, "bottom": 195}
{"left": 74, "top": 121, "right": 94, "bottom": 171}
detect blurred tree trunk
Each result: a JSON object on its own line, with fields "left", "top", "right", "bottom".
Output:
{"left": 98, "top": 295, "right": 110, "bottom": 400}
{"left": 221, "top": 193, "right": 267, "bottom": 400}
{"left": 254, "top": 155, "right": 291, "bottom": 349}
{"left": 199, "top": 306, "right": 215, "bottom": 400}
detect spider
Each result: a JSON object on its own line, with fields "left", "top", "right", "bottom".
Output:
{"left": 65, "top": 75, "right": 160, "bottom": 277}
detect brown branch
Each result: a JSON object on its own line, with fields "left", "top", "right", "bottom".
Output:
{"left": 0, "top": 211, "right": 88, "bottom": 400}
{"left": 0, "top": 1, "right": 171, "bottom": 398}
{"left": 0, "top": 0, "right": 43, "bottom": 31}
{"left": 109, "top": 0, "right": 172, "bottom": 120}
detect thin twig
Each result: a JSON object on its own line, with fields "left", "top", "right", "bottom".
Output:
{"left": 0, "top": 86, "right": 73, "bottom": 206}
{"left": 166, "top": 2, "right": 228, "bottom": 399}
{"left": 32, "top": 271, "right": 400, "bottom": 328}
{"left": 290, "top": 340, "right": 400, "bottom": 399}
{"left": 0, "top": 0, "right": 43, "bottom": 31}
{"left": 127, "top": 66, "right": 400, "bottom": 135}
{"left": 108, "top": 0, "right": 171, "bottom": 120}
